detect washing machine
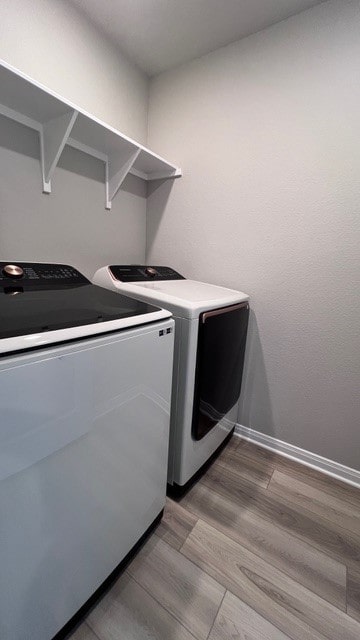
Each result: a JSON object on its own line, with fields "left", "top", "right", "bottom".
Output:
{"left": 0, "top": 261, "right": 174, "bottom": 640}
{"left": 93, "top": 264, "right": 249, "bottom": 492}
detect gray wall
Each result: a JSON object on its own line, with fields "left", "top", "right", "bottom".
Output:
{"left": 147, "top": 0, "right": 360, "bottom": 470}
{"left": 0, "top": 0, "right": 149, "bottom": 276}
{"left": 0, "top": 117, "right": 146, "bottom": 278}
{"left": 0, "top": 0, "right": 148, "bottom": 142}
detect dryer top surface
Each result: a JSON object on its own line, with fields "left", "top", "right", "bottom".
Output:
{"left": 106, "top": 277, "right": 249, "bottom": 318}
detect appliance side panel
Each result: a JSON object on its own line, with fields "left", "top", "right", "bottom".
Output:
{"left": 166, "top": 316, "right": 182, "bottom": 484}
{"left": 0, "top": 321, "right": 174, "bottom": 640}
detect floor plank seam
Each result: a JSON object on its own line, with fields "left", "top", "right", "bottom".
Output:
{"left": 177, "top": 540, "right": 338, "bottom": 640}
{"left": 128, "top": 558, "right": 201, "bottom": 640}
{"left": 265, "top": 482, "right": 360, "bottom": 543}
{"left": 234, "top": 434, "right": 360, "bottom": 491}
{"left": 267, "top": 469, "right": 360, "bottom": 536}
{"left": 155, "top": 506, "right": 199, "bottom": 551}
{"left": 180, "top": 493, "right": 346, "bottom": 571}
{"left": 180, "top": 515, "right": 200, "bottom": 549}
{"left": 205, "top": 589, "right": 226, "bottom": 640}
{"left": 178, "top": 528, "right": 360, "bottom": 640}
{"left": 178, "top": 513, "right": 349, "bottom": 615}
{"left": 208, "top": 458, "right": 275, "bottom": 491}
{"left": 191, "top": 477, "right": 360, "bottom": 572}
{"left": 84, "top": 621, "right": 102, "bottom": 640}
{"left": 236, "top": 439, "right": 360, "bottom": 499}
{"left": 223, "top": 586, "right": 297, "bottom": 640}
{"left": 265, "top": 466, "right": 275, "bottom": 490}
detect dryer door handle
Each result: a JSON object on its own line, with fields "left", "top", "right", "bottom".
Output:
{"left": 201, "top": 301, "right": 249, "bottom": 323}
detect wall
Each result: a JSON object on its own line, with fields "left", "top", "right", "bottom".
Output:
{"left": 0, "top": 0, "right": 148, "bottom": 142}
{"left": 0, "top": 0, "right": 149, "bottom": 276}
{"left": 0, "top": 117, "right": 146, "bottom": 278}
{"left": 147, "top": 0, "right": 360, "bottom": 470}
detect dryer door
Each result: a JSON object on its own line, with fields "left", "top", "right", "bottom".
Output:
{"left": 192, "top": 302, "right": 249, "bottom": 440}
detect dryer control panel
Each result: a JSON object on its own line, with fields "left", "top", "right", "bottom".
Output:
{"left": 109, "top": 265, "right": 185, "bottom": 282}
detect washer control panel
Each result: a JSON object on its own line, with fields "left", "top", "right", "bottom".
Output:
{"left": 109, "top": 265, "right": 185, "bottom": 282}
{"left": 0, "top": 262, "right": 89, "bottom": 285}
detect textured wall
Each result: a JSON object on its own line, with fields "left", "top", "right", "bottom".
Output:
{"left": 0, "top": 117, "right": 146, "bottom": 278}
{"left": 0, "top": 0, "right": 148, "bottom": 276}
{"left": 0, "top": 0, "right": 148, "bottom": 143}
{"left": 147, "top": 1, "right": 360, "bottom": 469}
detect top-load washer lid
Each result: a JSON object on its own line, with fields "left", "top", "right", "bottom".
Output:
{"left": 0, "top": 262, "right": 170, "bottom": 354}
{"left": 93, "top": 265, "right": 249, "bottom": 319}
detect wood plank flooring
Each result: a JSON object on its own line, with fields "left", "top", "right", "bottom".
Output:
{"left": 68, "top": 437, "right": 360, "bottom": 640}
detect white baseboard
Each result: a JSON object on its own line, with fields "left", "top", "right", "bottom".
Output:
{"left": 235, "top": 424, "right": 360, "bottom": 489}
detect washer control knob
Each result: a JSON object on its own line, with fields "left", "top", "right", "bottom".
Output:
{"left": 144, "top": 267, "right": 157, "bottom": 277}
{"left": 3, "top": 264, "right": 24, "bottom": 279}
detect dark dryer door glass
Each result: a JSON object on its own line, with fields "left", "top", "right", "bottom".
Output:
{"left": 192, "top": 302, "right": 249, "bottom": 441}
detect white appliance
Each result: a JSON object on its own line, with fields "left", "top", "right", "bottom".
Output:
{"left": 0, "top": 261, "right": 174, "bottom": 640}
{"left": 93, "top": 265, "right": 249, "bottom": 492}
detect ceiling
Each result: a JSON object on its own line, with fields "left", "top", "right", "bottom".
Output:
{"left": 69, "top": 0, "right": 327, "bottom": 77}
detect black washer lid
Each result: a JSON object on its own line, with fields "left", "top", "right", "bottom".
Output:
{"left": 0, "top": 262, "right": 167, "bottom": 343}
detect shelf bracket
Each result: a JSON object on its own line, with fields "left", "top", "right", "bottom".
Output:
{"left": 105, "top": 148, "right": 141, "bottom": 210}
{"left": 40, "top": 109, "right": 78, "bottom": 193}
{"left": 146, "top": 168, "right": 182, "bottom": 181}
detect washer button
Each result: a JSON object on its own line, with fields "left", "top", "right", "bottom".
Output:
{"left": 3, "top": 264, "right": 24, "bottom": 279}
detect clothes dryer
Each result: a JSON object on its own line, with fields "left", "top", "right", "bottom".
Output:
{"left": 93, "top": 265, "right": 249, "bottom": 492}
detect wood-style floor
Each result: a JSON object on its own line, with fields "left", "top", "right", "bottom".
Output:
{"left": 68, "top": 437, "right": 360, "bottom": 640}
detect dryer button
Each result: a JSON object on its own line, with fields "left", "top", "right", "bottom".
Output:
{"left": 145, "top": 267, "right": 157, "bottom": 277}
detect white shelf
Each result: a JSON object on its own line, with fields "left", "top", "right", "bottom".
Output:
{"left": 0, "top": 60, "right": 181, "bottom": 209}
